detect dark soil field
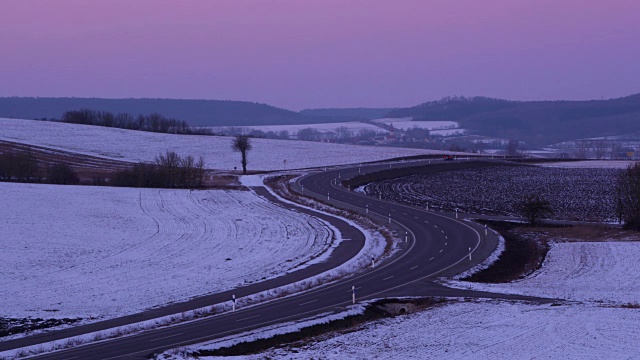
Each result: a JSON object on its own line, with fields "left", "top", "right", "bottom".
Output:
{"left": 364, "top": 164, "right": 619, "bottom": 222}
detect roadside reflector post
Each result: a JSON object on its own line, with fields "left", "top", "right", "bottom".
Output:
{"left": 371, "top": 256, "right": 375, "bottom": 268}
{"left": 348, "top": 185, "right": 351, "bottom": 191}
{"left": 484, "top": 224, "right": 488, "bottom": 236}
{"left": 389, "top": 214, "right": 391, "bottom": 224}
{"left": 455, "top": 209, "right": 458, "bottom": 219}
{"left": 352, "top": 286, "right": 356, "bottom": 304}
{"left": 338, "top": 172, "right": 341, "bottom": 179}
{"left": 366, "top": 204, "right": 369, "bottom": 214}
{"left": 232, "top": 294, "right": 236, "bottom": 312}
{"left": 426, "top": 202, "right": 429, "bottom": 211}
{"left": 468, "top": 247, "right": 472, "bottom": 261}
{"left": 301, "top": 185, "right": 304, "bottom": 193}
{"left": 405, "top": 231, "right": 408, "bottom": 242}
{"left": 379, "top": 193, "right": 382, "bottom": 200}
{"left": 327, "top": 192, "right": 330, "bottom": 201}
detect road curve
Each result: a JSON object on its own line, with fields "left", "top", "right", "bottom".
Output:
{"left": 11, "top": 159, "right": 541, "bottom": 360}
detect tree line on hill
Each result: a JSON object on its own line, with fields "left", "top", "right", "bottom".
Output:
{"left": 61, "top": 109, "right": 213, "bottom": 135}
{"left": 0, "top": 149, "right": 205, "bottom": 188}
{"left": 0, "top": 150, "right": 79, "bottom": 185}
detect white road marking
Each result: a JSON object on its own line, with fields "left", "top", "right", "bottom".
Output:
{"left": 150, "top": 333, "right": 183, "bottom": 342}
{"left": 445, "top": 242, "right": 448, "bottom": 246}
{"left": 382, "top": 276, "right": 394, "bottom": 280}
{"left": 429, "top": 257, "right": 435, "bottom": 261}
{"left": 299, "top": 300, "right": 318, "bottom": 306}
{"left": 439, "top": 249, "right": 443, "bottom": 253}
{"left": 402, "top": 212, "right": 408, "bottom": 215}
{"left": 236, "top": 315, "right": 260, "bottom": 322}
{"left": 410, "top": 265, "right": 418, "bottom": 270}
{"left": 414, "top": 216, "right": 419, "bottom": 220}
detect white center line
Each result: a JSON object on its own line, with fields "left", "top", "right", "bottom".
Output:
{"left": 410, "top": 265, "right": 418, "bottom": 270}
{"left": 383, "top": 276, "right": 394, "bottom": 280}
{"left": 299, "top": 299, "right": 318, "bottom": 306}
{"left": 445, "top": 242, "right": 448, "bottom": 246}
{"left": 429, "top": 257, "right": 435, "bottom": 261}
{"left": 150, "top": 333, "right": 183, "bottom": 342}
{"left": 236, "top": 315, "right": 260, "bottom": 322}
{"left": 439, "top": 249, "right": 443, "bottom": 253}
{"left": 402, "top": 212, "right": 408, "bottom": 215}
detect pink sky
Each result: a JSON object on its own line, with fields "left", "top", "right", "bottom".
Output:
{"left": 1, "top": 0, "right": 638, "bottom": 110}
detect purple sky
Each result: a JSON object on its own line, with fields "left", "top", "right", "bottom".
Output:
{"left": 2, "top": 0, "right": 639, "bottom": 110}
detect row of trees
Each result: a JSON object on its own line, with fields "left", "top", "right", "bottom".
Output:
{"left": 113, "top": 151, "right": 206, "bottom": 188}
{"left": 0, "top": 151, "right": 79, "bottom": 184}
{"left": 61, "top": 109, "right": 213, "bottom": 135}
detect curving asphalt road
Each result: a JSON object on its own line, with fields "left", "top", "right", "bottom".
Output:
{"left": 4, "top": 159, "right": 554, "bottom": 359}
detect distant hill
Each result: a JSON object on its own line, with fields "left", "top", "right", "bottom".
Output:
{"left": 299, "top": 107, "right": 398, "bottom": 121}
{"left": 0, "top": 97, "right": 339, "bottom": 127}
{"left": 386, "top": 95, "right": 640, "bottom": 146}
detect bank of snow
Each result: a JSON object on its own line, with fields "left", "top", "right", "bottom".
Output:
{"left": 237, "top": 301, "right": 639, "bottom": 360}
{"left": 0, "top": 118, "right": 450, "bottom": 171}
{"left": 446, "top": 241, "right": 640, "bottom": 305}
{"left": 0, "top": 182, "right": 335, "bottom": 320}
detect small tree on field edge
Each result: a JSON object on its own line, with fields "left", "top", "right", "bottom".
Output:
{"left": 232, "top": 135, "right": 252, "bottom": 175}
{"left": 519, "top": 194, "right": 553, "bottom": 226}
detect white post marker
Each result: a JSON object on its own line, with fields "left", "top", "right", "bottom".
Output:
{"left": 339, "top": 172, "right": 341, "bottom": 179}
{"left": 388, "top": 214, "right": 391, "bottom": 223}
{"left": 366, "top": 204, "right": 369, "bottom": 214}
{"left": 348, "top": 185, "right": 351, "bottom": 191}
{"left": 327, "top": 192, "right": 330, "bottom": 201}
{"left": 484, "top": 224, "right": 488, "bottom": 236}
{"left": 468, "top": 247, "right": 472, "bottom": 261}
{"left": 371, "top": 256, "right": 375, "bottom": 268}
{"left": 405, "top": 231, "right": 408, "bottom": 242}
{"left": 358, "top": 167, "right": 361, "bottom": 173}
{"left": 352, "top": 286, "right": 356, "bottom": 304}
{"left": 426, "top": 202, "right": 429, "bottom": 211}
{"left": 379, "top": 193, "right": 382, "bottom": 200}
{"left": 301, "top": 184, "right": 304, "bottom": 192}
{"left": 232, "top": 294, "right": 236, "bottom": 312}
{"left": 455, "top": 209, "right": 458, "bottom": 219}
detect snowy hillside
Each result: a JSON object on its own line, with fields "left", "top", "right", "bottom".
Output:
{"left": 0, "top": 118, "right": 448, "bottom": 171}
{"left": 0, "top": 182, "right": 335, "bottom": 320}
{"left": 210, "top": 121, "right": 389, "bottom": 136}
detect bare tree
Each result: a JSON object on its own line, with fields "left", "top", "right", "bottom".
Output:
{"left": 518, "top": 194, "right": 553, "bottom": 226}
{"left": 574, "top": 140, "right": 589, "bottom": 159}
{"left": 232, "top": 135, "right": 252, "bottom": 174}
{"left": 505, "top": 140, "right": 519, "bottom": 156}
{"left": 593, "top": 141, "right": 608, "bottom": 160}
{"left": 615, "top": 162, "right": 640, "bottom": 229}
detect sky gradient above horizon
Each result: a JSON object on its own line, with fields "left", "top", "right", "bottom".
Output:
{"left": 2, "top": 0, "right": 639, "bottom": 110}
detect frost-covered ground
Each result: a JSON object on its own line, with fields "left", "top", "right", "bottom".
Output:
{"left": 446, "top": 241, "right": 640, "bottom": 305}
{"left": 0, "top": 182, "right": 335, "bottom": 320}
{"left": 0, "top": 118, "right": 447, "bottom": 171}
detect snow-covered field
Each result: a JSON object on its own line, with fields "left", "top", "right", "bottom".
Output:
{"left": 0, "top": 118, "right": 445, "bottom": 171}
{"left": 371, "top": 118, "right": 460, "bottom": 131}
{"left": 244, "top": 301, "right": 639, "bottom": 360}
{"left": 168, "top": 240, "right": 640, "bottom": 359}
{"left": 0, "top": 182, "right": 335, "bottom": 320}
{"left": 447, "top": 241, "right": 640, "bottom": 305}
{"left": 539, "top": 160, "right": 636, "bottom": 169}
